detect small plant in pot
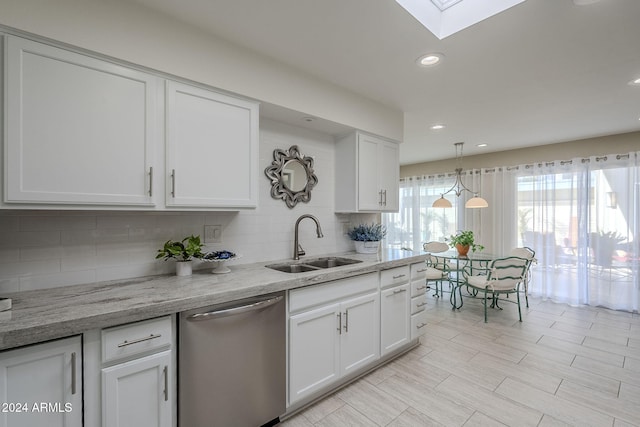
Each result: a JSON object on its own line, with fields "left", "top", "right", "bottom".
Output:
{"left": 448, "top": 230, "right": 484, "bottom": 256}
{"left": 348, "top": 223, "right": 387, "bottom": 254}
{"left": 156, "top": 235, "right": 205, "bottom": 276}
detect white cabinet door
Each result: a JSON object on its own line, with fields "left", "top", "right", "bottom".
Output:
{"left": 356, "top": 134, "right": 382, "bottom": 211}
{"left": 102, "top": 351, "right": 171, "bottom": 427}
{"left": 340, "top": 292, "right": 380, "bottom": 375}
{"left": 5, "top": 36, "right": 157, "bottom": 207}
{"left": 380, "top": 283, "right": 411, "bottom": 355}
{"left": 379, "top": 140, "right": 399, "bottom": 211}
{"left": 165, "top": 81, "right": 258, "bottom": 208}
{"left": 0, "top": 336, "right": 82, "bottom": 427}
{"left": 335, "top": 131, "right": 400, "bottom": 213}
{"left": 289, "top": 303, "right": 341, "bottom": 403}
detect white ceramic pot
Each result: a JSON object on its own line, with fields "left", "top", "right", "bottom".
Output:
{"left": 175, "top": 260, "right": 193, "bottom": 276}
{"left": 354, "top": 240, "right": 380, "bottom": 254}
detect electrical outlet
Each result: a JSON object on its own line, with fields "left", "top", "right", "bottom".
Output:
{"left": 204, "top": 225, "right": 223, "bottom": 244}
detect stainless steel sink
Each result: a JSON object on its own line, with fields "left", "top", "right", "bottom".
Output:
{"left": 304, "top": 257, "right": 362, "bottom": 269}
{"left": 266, "top": 257, "right": 362, "bottom": 273}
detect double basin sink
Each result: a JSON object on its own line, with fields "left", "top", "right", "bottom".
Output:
{"left": 266, "top": 257, "right": 362, "bottom": 273}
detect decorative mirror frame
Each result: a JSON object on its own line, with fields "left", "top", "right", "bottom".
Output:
{"left": 264, "top": 145, "right": 318, "bottom": 209}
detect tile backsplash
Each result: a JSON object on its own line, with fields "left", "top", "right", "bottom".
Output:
{"left": 0, "top": 119, "right": 377, "bottom": 293}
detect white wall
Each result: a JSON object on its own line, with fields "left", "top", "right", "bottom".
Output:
{"left": 0, "top": 120, "right": 376, "bottom": 293}
{"left": 0, "top": 0, "right": 403, "bottom": 141}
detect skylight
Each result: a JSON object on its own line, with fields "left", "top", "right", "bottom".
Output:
{"left": 396, "top": 0, "right": 527, "bottom": 40}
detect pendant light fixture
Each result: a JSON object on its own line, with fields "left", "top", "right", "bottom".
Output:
{"left": 432, "top": 142, "right": 488, "bottom": 209}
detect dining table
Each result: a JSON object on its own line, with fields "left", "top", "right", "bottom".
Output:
{"left": 426, "top": 250, "right": 497, "bottom": 309}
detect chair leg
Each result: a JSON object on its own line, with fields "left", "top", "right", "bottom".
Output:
{"left": 483, "top": 289, "right": 488, "bottom": 323}
{"left": 517, "top": 290, "right": 522, "bottom": 322}
{"left": 524, "top": 276, "right": 529, "bottom": 308}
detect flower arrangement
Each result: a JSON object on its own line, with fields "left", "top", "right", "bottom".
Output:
{"left": 447, "top": 230, "right": 484, "bottom": 253}
{"left": 156, "top": 235, "right": 205, "bottom": 262}
{"left": 347, "top": 223, "right": 387, "bottom": 242}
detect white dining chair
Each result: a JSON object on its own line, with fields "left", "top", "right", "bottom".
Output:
{"left": 423, "top": 241, "right": 451, "bottom": 298}
{"left": 509, "top": 247, "right": 536, "bottom": 307}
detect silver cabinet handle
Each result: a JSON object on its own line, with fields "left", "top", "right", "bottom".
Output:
{"left": 71, "top": 352, "right": 77, "bottom": 395}
{"left": 416, "top": 323, "right": 427, "bottom": 329}
{"left": 170, "top": 169, "right": 176, "bottom": 197}
{"left": 416, "top": 268, "right": 427, "bottom": 273}
{"left": 118, "top": 333, "right": 162, "bottom": 348}
{"left": 393, "top": 288, "right": 407, "bottom": 294}
{"left": 148, "top": 166, "right": 153, "bottom": 196}
{"left": 163, "top": 366, "right": 168, "bottom": 401}
{"left": 188, "top": 295, "right": 283, "bottom": 321}
{"left": 383, "top": 189, "right": 387, "bottom": 206}
{"left": 417, "top": 301, "right": 428, "bottom": 307}
{"left": 416, "top": 285, "right": 427, "bottom": 291}
{"left": 337, "top": 312, "right": 342, "bottom": 334}
{"left": 393, "top": 274, "right": 406, "bottom": 279}
{"left": 343, "top": 311, "right": 348, "bottom": 333}
{"left": 378, "top": 189, "right": 383, "bottom": 206}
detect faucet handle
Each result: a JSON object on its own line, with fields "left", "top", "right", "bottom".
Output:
{"left": 297, "top": 244, "right": 306, "bottom": 257}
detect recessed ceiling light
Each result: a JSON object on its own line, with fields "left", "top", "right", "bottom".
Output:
{"left": 629, "top": 78, "right": 640, "bottom": 86}
{"left": 430, "top": 124, "right": 446, "bottom": 130}
{"left": 416, "top": 53, "right": 444, "bottom": 67}
{"left": 476, "top": 143, "right": 488, "bottom": 148}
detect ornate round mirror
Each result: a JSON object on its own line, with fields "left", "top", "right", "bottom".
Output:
{"left": 265, "top": 145, "right": 318, "bottom": 208}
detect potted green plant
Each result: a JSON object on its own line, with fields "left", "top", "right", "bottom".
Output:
{"left": 347, "top": 223, "right": 387, "bottom": 254}
{"left": 448, "top": 230, "right": 484, "bottom": 256}
{"left": 156, "top": 235, "right": 205, "bottom": 276}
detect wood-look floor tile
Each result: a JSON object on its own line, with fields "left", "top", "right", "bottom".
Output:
{"left": 279, "top": 413, "right": 315, "bottom": 427}
{"left": 462, "top": 411, "right": 508, "bottom": 426}
{"left": 537, "top": 414, "right": 573, "bottom": 427}
{"left": 520, "top": 353, "right": 620, "bottom": 397}
{"left": 450, "top": 333, "right": 527, "bottom": 363}
{"left": 495, "top": 377, "right": 614, "bottom": 427}
{"left": 619, "top": 381, "right": 640, "bottom": 403}
{"left": 468, "top": 352, "right": 561, "bottom": 394}
{"left": 624, "top": 355, "right": 640, "bottom": 373}
{"left": 614, "top": 419, "right": 640, "bottom": 427}
{"left": 388, "top": 353, "right": 451, "bottom": 388}
{"left": 376, "top": 374, "right": 475, "bottom": 426}
{"left": 296, "top": 395, "right": 345, "bottom": 424}
{"left": 435, "top": 375, "right": 542, "bottom": 427}
{"left": 385, "top": 407, "right": 443, "bottom": 427}
{"left": 583, "top": 336, "right": 637, "bottom": 358}
{"left": 314, "top": 404, "right": 377, "bottom": 427}
{"left": 493, "top": 334, "right": 575, "bottom": 365}
{"left": 538, "top": 335, "right": 625, "bottom": 366}
{"left": 628, "top": 338, "right": 640, "bottom": 349}
{"left": 335, "top": 379, "right": 408, "bottom": 426}
{"left": 556, "top": 379, "right": 640, "bottom": 426}
{"left": 573, "top": 355, "right": 640, "bottom": 387}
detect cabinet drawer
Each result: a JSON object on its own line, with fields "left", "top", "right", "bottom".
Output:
{"left": 410, "top": 279, "right": 428, "bottom": 298}
{"left": 289, "top": 273, "right": 377, "bottom": 313}
{"left": 411, "top": 294, "right": 428, "bottom": 314}
{"left": 411, "top": 311, "right": 428, "bottom": 339}
{"left": 410, "top": 262, "right": 429, "bottom": 280}
{"left": 380, "top": 266, "right": 410, "bottom": 289}
{"left": 102, "top": 316, "right": 172, "bottom": 363}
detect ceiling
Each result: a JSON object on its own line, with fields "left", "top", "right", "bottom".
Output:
{"left": 128, "top": 0, "right": 640, "bottom": 164}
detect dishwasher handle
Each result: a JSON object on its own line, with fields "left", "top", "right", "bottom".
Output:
{"left": 187, "top": 295, "right": 283, "bottom": 321}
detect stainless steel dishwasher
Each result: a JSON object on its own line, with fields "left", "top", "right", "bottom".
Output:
{"left": 179, "top": 292, "right": 286, "bottom": 427}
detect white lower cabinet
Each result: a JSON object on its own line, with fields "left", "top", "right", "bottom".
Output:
{"left": 0, "top": 336, "right": 82, "bottom": 427}
{"left": 380, "top": 282, "right": 411, "bottom": 355}
{"left": 288, "top": 273, "right": 379, "bottom": 404}
{"left": 101, "top": 316, "right": 174, "bottom": 427}
{"left": 102, "top": 351, "right": 171, "bottom": 427}
{"left": 410, "top": 262, "right": 429, "bottom": 340}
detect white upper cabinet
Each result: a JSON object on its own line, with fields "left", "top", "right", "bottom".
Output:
{"left": 335, "top": 131, "right": 400, "bottom": 213}
{"left": 165, "top": 81, "right": 258, "bottom": 208}
{"left": 2, "top": 35, "right": 258, "bottom": 210}
{"left": 4, "top": 36, "right": 158, "bottom": 207}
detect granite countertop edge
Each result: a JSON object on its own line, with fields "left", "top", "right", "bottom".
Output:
{"left": 0, "top": 250, "right": 425, "bottom": 351}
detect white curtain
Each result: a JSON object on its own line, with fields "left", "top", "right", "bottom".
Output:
{"left": 385, "top": 151, "right": 640, "bottom": 312}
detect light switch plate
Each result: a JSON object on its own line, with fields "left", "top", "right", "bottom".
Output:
{"left": 204, "top": 225, "right": 223, "bottom": 244}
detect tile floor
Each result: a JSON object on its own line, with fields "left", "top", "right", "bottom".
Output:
{"left": 281, "top": 289, "right": 640, "bottom": 427}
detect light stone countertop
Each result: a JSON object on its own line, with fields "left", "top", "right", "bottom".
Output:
{"left": 0, "top": 250, "right": 426, "bottom": 351}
